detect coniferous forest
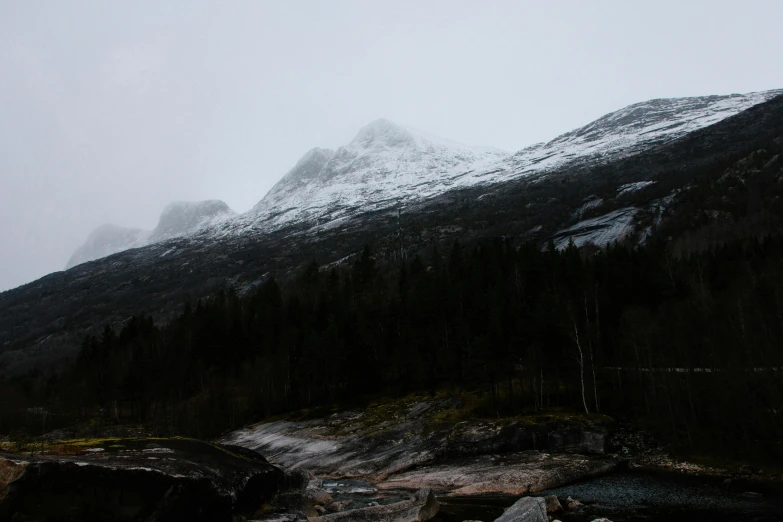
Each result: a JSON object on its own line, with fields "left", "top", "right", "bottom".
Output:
{"left": 3, "top": 235, "right": 783, "bottom": 464}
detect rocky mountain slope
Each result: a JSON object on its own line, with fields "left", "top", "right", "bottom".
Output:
{"left": 66, "top": 200, "right": 235, "bottom": 268}
{"left": 2, "top": 89, "right": 783, "bottom": 376}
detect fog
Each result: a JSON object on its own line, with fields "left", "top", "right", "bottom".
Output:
{"left": 1, "top": 0, "right": 782, "bottom": 291}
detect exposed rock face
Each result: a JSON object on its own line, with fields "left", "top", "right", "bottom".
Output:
{"left": 494, "top": 496, "right": 547, "bottom": 522}
{"left": 0, "top": 438, "right": 284, "bottom": 522}
{"left": 223, "top": 399, "right": 609, "bottom": 483}
{"left": 376, "top": 453, "right": 616, "bottom": 495}
{"left": 222, "top": 398, "right": 615, "bottom": 496}
{"left": 65, "top": 223, "right": 151, "bottom": 268}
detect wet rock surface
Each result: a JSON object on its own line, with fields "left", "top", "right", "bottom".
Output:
{"left": 222, "top": 397, "right": 613, "bottom": 488}
{"left": 221, "top": 400, "right": 621, "bottom": 518}
{"left": 377, "top": 453, "right": 616, "bottom": 495}
{"left": 0, "top": 437, "right": 285, "bottom": 522}
{"left": 494, "top": 496, "right": 547, "bottom": 522}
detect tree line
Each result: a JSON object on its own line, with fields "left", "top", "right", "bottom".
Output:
{"left": 3, "top": 235, "right": 783, "bottom": 462}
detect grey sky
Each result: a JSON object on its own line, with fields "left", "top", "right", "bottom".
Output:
{"left": 1, "top": 0, "right": 782, "bottom": 291}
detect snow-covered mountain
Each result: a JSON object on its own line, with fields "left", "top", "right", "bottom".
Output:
{"left": 214, "top": 89, "right": 781, "bottom": 239}
{"left": 69, "top": 89, "right": 782, "bottom": 264}
{"left": 234, "top": 119, "right": 508, "bottom": 233}
{"left": 66, "top": 224, "right": 152, "bottom": 269}
{"left": 66, "top": 200, "right": 235, "bottom": 268}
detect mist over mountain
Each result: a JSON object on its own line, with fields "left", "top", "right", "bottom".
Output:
{"left": 65, "top": 225, "right": 152, "bottom": 270}
{"left": 66, "top": 200, "right": 235, "bottom": 268}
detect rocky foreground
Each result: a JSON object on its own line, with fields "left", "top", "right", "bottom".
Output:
{"left": 221, "top": 396, "right": 616, "bottom": 496}
{"left": 0, "top": 397, "right": 622, "bottom": 521}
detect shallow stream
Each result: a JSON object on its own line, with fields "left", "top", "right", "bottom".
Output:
{"left": 324, "top": 471, "right": 783, "bottom": 521}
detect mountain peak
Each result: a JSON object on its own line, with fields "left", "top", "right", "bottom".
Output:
{"left": 231, "top": 89, "right": 783, "bottom": 239}
{"left": 294, "top": 147, "right": 335, "bottom": 168}
{"left": 66, "top": 224, "right": 151, "bottom": 269}
{"left": 66, "top": 200, "right": 236, "bottom": 268}
{"left": 350, "top": 118, "right": 415, "bottom": 149}
{"left": 151, "top": 200, "right": 235, "bottom": 242}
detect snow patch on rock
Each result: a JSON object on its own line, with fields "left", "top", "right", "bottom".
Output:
{"left": 553, "top": 208, "right": 638, "bottom": 249}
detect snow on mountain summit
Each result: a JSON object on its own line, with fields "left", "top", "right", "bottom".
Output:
{"left": 351, "top": 118, "right": 417, "bottom": 148}
{"left": 242, "top": 118, "right": 509, "bottom": 231}
{"left": 221, "top": 91, "right": 782, "bottom": 236}
{"left": 69, "top": 89, "right": 783, "bottom": 259}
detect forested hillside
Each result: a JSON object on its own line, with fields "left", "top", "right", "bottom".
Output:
{"left": 3, "top": 97, "right": 783, "bottom": 468}
{"left": 4, "top": 231, "right": 783, "bottom": 463}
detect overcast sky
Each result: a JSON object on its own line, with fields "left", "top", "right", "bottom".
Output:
{"left": 1, "top": 0, "right": 782, "bottom": 291}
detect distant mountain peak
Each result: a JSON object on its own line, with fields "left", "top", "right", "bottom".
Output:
{"left": 67, "top": 200, "right": 235, "bottom": 268}
{"left": 66, "top": 224, "right": 151, "bottom": 269}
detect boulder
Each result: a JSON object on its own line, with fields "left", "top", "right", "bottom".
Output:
{"left": 325, "top": 500, "right": 353, "bottom": 512}
{"left": 493, "top": 497, "right": 547, "bottom": 522}
{"left": 544, "top": 495, "right": 562, "bottom": 514}
{"left": 308, "top": 488, "right": 333, "bottom": 505}
{"left": 311, "top": 488, "right": 439, "bottom": 522}
{"left": 0, "top": 438, "right": 284, "bottom": 522}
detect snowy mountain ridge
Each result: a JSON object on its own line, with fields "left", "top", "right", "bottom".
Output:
{"left": 234, "top": 118, "right": 508, "bottom": 234}
{"left": 66, "top": 89, "right": 783, "bottom": 265}
{"left": 215, "top": 89, "right": 782, "bottom": 239}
